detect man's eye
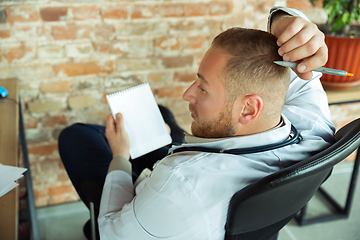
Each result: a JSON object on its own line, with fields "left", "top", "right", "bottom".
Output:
{"left": 198, "top": 85, "right": 206, "bottom": 92}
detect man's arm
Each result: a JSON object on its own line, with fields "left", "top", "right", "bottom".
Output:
{"left": 105, "top": 113, "right": 132, "bottom": 175}
{"left": 269, "top": 8, "right": 335, "bottom": 143}
{"left": 268, "top": 7, "right": 328, "bottom": 80}
{"left": 98, "top": 113, "right": 134, "bottom": 219}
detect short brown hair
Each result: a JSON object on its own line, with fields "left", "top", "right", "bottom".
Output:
{"left": 211, "top": 27, "right": 290, "bottom": 119}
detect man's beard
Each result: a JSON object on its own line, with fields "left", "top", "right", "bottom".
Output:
{"left": 189, "top": 102, "right": 236, "bottom": 138}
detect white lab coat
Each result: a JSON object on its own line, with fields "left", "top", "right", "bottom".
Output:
{"left": 98, "top": 7, "right": 336, "bottom": 240}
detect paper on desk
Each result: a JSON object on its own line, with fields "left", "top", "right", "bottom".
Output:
{"left": 0, "top": 163, "right": 27, "bottom": 198}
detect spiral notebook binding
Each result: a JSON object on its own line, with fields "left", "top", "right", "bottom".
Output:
{"left": 107, "top": 82, "right": 149, "bottom": 98}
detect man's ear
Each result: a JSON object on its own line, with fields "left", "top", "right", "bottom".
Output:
{"left": 238, "top": 95, "right": 263, "bottom": 125}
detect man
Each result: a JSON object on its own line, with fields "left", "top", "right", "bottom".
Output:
{"left": 98, "top": 13, "right": 334, "bottom": 240}
{"left": 58, "top": 6, "right": 334, "bottom": 240}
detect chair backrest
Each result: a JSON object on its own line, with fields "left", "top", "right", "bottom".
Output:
{"left": 224, "top": 118, "right": 360, "bottom": 240}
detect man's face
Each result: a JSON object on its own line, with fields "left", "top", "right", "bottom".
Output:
{"left": 182, "top": 47, "right": 236, "bottom": 138}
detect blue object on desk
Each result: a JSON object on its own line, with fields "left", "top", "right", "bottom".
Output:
{"left": 0, "top": 86, "right": 8, "bottom": 98}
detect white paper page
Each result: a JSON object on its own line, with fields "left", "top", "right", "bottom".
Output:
{"left": 106, "top": 83, "right": 172, "bottom": 158}
{"left": 0, "top": 163, "right": 27, "bottom": 197}
{"left": 0, "top": 182, "right": 19, "bottom": 198}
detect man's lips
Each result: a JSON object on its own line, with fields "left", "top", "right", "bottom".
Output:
{"left": 189, "top": 104, "right": 196, "bottom": 119}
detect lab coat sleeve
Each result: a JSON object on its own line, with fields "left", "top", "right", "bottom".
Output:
{"left": 98, "top": 170, "right": 134, "bottom": 219}
{"left": 267, "top": 6, "right": 310, "bottom": 32}
{"left": 283, "top": 71, "right": 335, "bottom": 143}
{"left": 98, "top": 165, "right": 211, "bottom": 240}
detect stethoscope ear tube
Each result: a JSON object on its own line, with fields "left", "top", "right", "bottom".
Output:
{"left": 170, "top": 125, "right": 302, "bottom": 155}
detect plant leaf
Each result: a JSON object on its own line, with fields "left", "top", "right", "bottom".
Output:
{"left": 327, "top": 4, "right": 337, "bottom": 24}
{"left": 353, "top": 8, "right": 360, "bottom": 20}
{"left": 335, "top": 1, "right": 343, "bottom": 13}
{"left": 332, "top": 16, "right": 344, "bottom": 32}
{"left": 342, "top": 11, "right": 351, "bottom": 24}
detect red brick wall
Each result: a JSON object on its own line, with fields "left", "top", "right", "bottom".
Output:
{"left": 0, "top": 0, "right": 337, "bottom": 207}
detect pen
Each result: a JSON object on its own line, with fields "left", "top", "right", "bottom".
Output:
{"left": 274, "top": 61, "right": 354, "bottom": 77}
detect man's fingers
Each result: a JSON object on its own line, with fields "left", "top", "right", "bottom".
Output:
{"left": 115, "top": 112, "right": 121, "bottom": 123}
{"left": 273, "top": 15, "right": 328, "bottom": 80}
{"left": 290, "top": 46, "right": 327, "bottom": 80}
{"left": 276, "top": 18, "right": 324, "bottom": 63}
{"left": 115, "top": 113, "right": 125, "bottom": 133}
{"left": 281, "top": 37, "right": 318, "bottom": 63}
{"left": 292, "top": 69, "right": 313, "bottom": 80}
{"left": 105, "top": 114, "right": 116, "bottom": 135}
{"left": 296, "top": 46, "right": 328, "bottom": 74}
{"left": 279, "top": 26, "right": 316, "bottom": 58}
{"left": 276, "top": 18, "right": 328, "bottom": 76}
{"left": 279, "top": 20, "right": 320, "bottom": 49}
{"left": 280, "top": 33, "right": 324, "bottom": 63}
{"left": 276, "top": 17, "right": 305, "bottom": 47}
{"left": 106, "top": 113, "right": 126, "bottom": 136}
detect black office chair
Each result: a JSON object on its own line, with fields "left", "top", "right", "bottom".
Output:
{"left": 81, "top": 181, "right": 102, "bottom": 240}
{"left": 224, "top": 117, "right": 360, "bottom": 240}
{"left": 82, "top": 118, "right": 360, "bottom": 240}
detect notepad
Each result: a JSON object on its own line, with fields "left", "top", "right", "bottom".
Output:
{"left": 106, "top": 83, "right": 172, "bottom": 159}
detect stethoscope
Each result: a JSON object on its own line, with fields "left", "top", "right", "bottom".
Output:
{"left": 169, "top": 124, "right": 302, "bottom": 155}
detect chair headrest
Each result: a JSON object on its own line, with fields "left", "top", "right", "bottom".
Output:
{"left": 335, "top": 118, "right": 360, "bottom": 142}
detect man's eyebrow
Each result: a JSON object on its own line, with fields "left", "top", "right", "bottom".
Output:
{"left": 197, "top": 73, "right": 209, "bottom": 85}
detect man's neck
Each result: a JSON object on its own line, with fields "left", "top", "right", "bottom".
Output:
{"left": 234, "top": 115, "right": 283, "bottom": 137}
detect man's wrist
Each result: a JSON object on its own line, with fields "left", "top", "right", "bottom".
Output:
{"left": 113, "top": 152, "right": 130, "bottom": 159}
{"left": 270, "top": 11, "right": 290, "bottom": 35}
{"left": 108, "top": 156, "right": 132, "bottom": 175}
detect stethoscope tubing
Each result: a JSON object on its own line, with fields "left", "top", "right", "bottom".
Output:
{"left": 170, "top": 125, "right": 302, "bottom": 156}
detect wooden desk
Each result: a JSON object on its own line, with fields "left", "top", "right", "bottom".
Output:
{"left": 326, "top": 85, "right": 360, "bottom": 105}
{"left": 0, "top": 78, "right": 19, "bottom": 240}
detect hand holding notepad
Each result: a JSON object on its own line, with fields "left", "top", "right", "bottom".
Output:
{"left": 106, "top": 83, "right": 172, "bottom": 159}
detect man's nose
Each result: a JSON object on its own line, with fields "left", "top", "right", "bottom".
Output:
{"left": 182, "top": 82, "right": 196, "bottom": 104}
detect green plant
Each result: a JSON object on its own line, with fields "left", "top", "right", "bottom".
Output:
{"left": 311, "top": 0, "right": 360, "bottom": 35}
